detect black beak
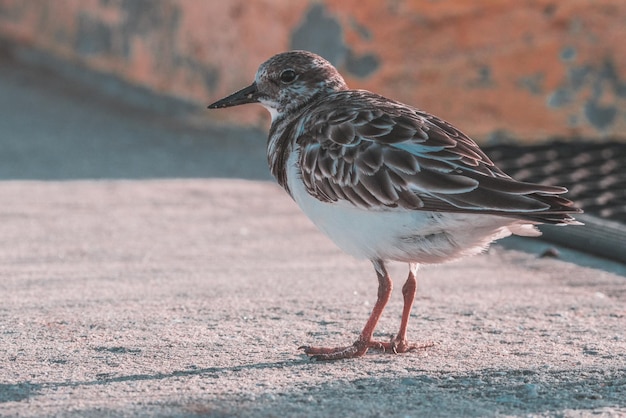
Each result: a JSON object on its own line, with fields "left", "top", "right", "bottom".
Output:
{"left": 208, "top": 82, "right": 259, "bottom": 109}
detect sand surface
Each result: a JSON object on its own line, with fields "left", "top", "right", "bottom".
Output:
{"left": 1, "top": 179, "right": 624, "bottom": 417}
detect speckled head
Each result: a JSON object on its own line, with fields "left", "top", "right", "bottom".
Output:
{"left": 208, "top": 50, "right": 348, "bottom": 122}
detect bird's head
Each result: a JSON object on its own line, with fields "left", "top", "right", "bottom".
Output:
{"left": 208, "top": 50, "right": 348, "bottom": 122}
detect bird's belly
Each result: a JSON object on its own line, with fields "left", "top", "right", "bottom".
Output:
{"left": 296, "top": 200, "right": 452, "bottom": 262}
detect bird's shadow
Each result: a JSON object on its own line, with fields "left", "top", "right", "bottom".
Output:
{"left": 0, "top": 360, "right": 302, "bottom": 403}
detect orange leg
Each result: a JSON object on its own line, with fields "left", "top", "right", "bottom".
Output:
{"left": 374, "top": 263, "right": 433, "bottom": 353}
{"left": 300, "top": 259, "right": 393, "bottom": 360}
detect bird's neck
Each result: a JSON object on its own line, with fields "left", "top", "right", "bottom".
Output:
{"left": 266, "top": 110, "right": 307, "bottom": 194}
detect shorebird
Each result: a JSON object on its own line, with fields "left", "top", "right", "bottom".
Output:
{"left": 208, "top": 50, "right": 582, "bottom": 360}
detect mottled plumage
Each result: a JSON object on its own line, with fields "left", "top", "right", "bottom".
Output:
{"left": 209, "top": 50, "right": 582, "bottom": 360}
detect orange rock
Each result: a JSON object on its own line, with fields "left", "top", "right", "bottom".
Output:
{"left": 1, "top": 0, "right": 625, "bottom": 142}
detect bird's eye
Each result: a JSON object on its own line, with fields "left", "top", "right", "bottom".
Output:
{"left": 279, "top": 69, "right": 297, "bottom": 84}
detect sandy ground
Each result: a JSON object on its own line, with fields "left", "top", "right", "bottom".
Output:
{"left": 0, "top": 50, "right": 625, "bottom": 417}
{"left": 1, "top": 180, "right": 625, "bottom": 417}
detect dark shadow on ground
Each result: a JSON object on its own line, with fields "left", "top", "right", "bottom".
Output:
{"left": 2, "top": 361, "right": 624, "bottom": 416}
{"left": 191, "top": 367, "right": 626, "bottom": 417}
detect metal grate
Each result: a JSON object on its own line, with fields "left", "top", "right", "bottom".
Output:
{"left": 485, "top": 141, "right": 626, "bottom": 224}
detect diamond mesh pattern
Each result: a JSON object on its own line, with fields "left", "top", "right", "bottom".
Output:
{"left": 485, "top": 141, "right": 626, "bottom": 223}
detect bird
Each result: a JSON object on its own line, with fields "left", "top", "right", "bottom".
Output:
{"left": 208, "top": 50, "right": 582, "bottom": 361}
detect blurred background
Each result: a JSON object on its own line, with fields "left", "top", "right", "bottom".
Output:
{"left": 0, "top": 0, "right": 624, "bottom": 258}
{"left": 3, "top": 0, "right": 626, "bottom": 141}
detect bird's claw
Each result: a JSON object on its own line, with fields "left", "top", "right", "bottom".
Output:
{"left": 372, "top": 336, "right": 435, "bottom": 354}
{"left": 299, "top": 337, "right": 433, "bottom": 360}
{"left": 299, "top": 340, "right": 371, "bottom": 361}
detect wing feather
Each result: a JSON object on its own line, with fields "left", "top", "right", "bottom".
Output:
{"left": 382, "top": 147, "right": 420, "bottom": 174}
{"left": 355, "top": 145, "right": 384, "bottom": 175}
{"left": 295, "top": 90, "right": 581, "bottom": 222}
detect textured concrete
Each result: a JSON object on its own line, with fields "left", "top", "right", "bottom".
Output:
{"left": 1, "top": 180, "right": 625, "bottom": 417}
{"left": 1, "top": 41, "right": 625, "bottom": 418}
{"left": 2, "top": 0, "right": 626, "bottom": 141}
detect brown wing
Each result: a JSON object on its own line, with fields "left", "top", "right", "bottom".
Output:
{"left": 296, "top": 90, "right": 580, "bottom": 223}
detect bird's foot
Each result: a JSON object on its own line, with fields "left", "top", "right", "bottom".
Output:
{"left": 372, "top": 335, "right": 435, "bottom": 354}
{"left": 299, "top": 339, "right": 383, "bottom": 361}
{"left": 299, "top": 337, "right": 434, "bottom": 360}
